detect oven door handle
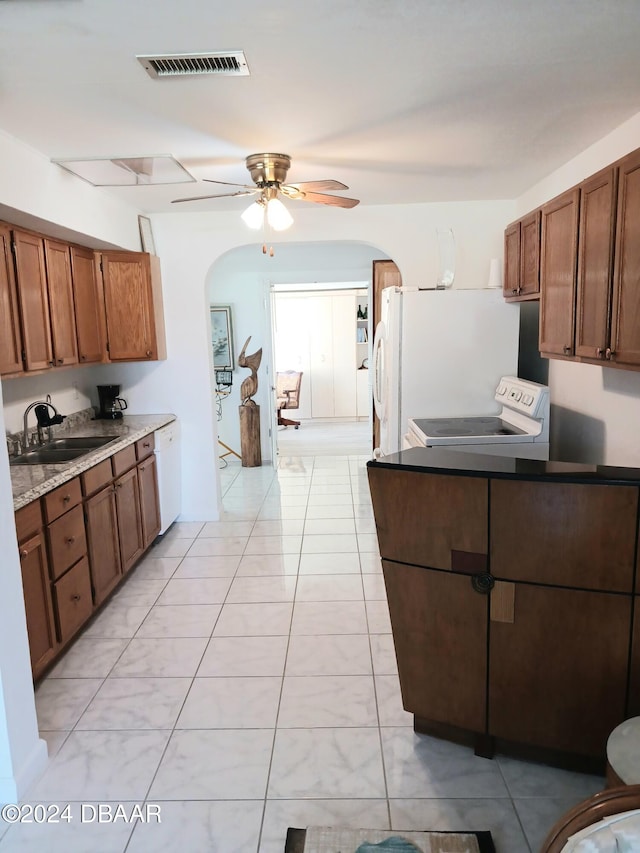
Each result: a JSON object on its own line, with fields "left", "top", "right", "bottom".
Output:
{"left": 372, "top": 320, "right": 387, "bottom": 422}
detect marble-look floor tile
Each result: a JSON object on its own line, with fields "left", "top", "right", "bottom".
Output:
{"left": 309, "top": 483, "right": 352, "bottom": 495}
{"left": 285, "top": 634, "right": 373, "bottom": 676}
{"left": 295, "top": 574, "right": 363, "bottom": 601}
{"left": 177, "top": 676, "right": 282, "bottom": 728}
{"left": 82, "top": 603, "right": 152, "bottom": 639}
{"left": 244, "top": 535, "right": 303, "bottom": 555}
{"left": 197, "top": 635, "right": 289, "bottom": 677}
{"left": 278, "top": 675, "right": 378, "bottom": 727}
{"left": 257, "top": 504, "right": 308, "bottom": 520}
{"left": 47, "top": 639, "right": 128, "bottom": 678}
{"left": 304, "top": 518, "right": 356, "bottom": 535}
{"left": 514, "top": 796, "right": 586, "bottom": 853}
{"left": 76, "top": 677, "right": 191, "bottom": 729}
{"left": 291, "top": 601, "right": 368, "bottom": 635}
{"left": 496, "top": 754, "right": 604, "bottom": 799}
{"left": 135, "top": 603, "right": 221, "bottom": 637}
{"left": 260, "top": 799, "right": 390, "bottom": 853}
{"left": 111, "top": 637, "right": 208, "bottom": 677}
{"left": 237, "top": 553, "right": 300, "bottom": 576}
{"left": 298, "top": 553, "right": 361, "bottom": 575}
{"left": 359, "top": 553, "right": 383, "bottom": 573}
{"left": 251, "top": 519, "right": 305, "bottom": 536}
{"left": 38, "top": 730, "right": 70, "bottom": 760}
{"left": 111, "top": 577, "right": 167, "bottom": 606}
{"left": 0, "top": 802, "right": 135, "bottom": 852}
{"left": 366, "top": 600, "right": 392, "bottom": 633}
{"left": 165, "top": 521, "right": 205, "bottom": 538}
{"left": 304, "top": 504, "right": 355, "bottom": 519}
{"left": 306, "top": 493, "right": 354, "bottom": 506}
{"left": 355, "top": 517, "right": 377, "bottom": 534}
{"left": 363, "top": 573, "right": 387, "bottom": 600}
{"left": 370, "top": 634, "right": 398, "bottom": 675}
{"left": 127, "top": 800, "right": 263, "bottom": 853}
{"left": 150, "top": 537, "right": 193, "bottom": 558}
{"left": 268, "top": 727, "right": 386, "bottom": 799}
{"left": 213, "top": 602, "right": 293, "bottom": 636}
{"left": 302, "top": 534, "right": 358, "bottom": 553}
{"left": 34, "top": 678, "right": 103, "bottom": 730}
{"left": 198, "top": 520, "right": 254, "bottom": 537}
{"left": 375, "top": 674, "right": 413, "bottom": 727}
{"left": 382, "top": 728, "right": 509, "bottom": 799}
{"left": 149, "top": 729, "right": 273, "bottom": 800}
{"left": 358, "top": 533, "right": 380, "bottom": 553}
{"left": 172, "top": 555, "right": 241, "bottom": 578}
{"left": 31, "top": 729, "right": 171, "bottom": 801}
{"left": 155, "top": 577, "right": 232, "bottom": 605}
{"left": 129, "top": 556, "right": 181, "bottom": 580}
{"left": 390, "top": 797, "right": 530, "bottom": 853}
{"left": 186, "top": 536, "right": 248, "bottom": 557}
{"left": 226, "top": 575, "right": 297, "bottom": 603}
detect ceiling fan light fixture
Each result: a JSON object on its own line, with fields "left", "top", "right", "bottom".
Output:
{"left": 241, "top": 199, "right": 266, "bottom": 229}
{"left": 266, "top": 197, "right": 293, "bottom": 231}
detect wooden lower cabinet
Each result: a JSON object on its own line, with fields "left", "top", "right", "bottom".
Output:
{"left": 138, "top": 455, "right": 161, "bottom": 548}
{"left": 489, "top": 584, "right": 630, "bottom": 757}
{"left": 84, "top": 486, "right": 122, "bottom": 605}
{"left": 53, "top": 556, "right": 93, "bottom": 644}
{"left": 19, "top": 531, "right": 58, "bottom": 678}
{"left": 384, "top": 559, "right": 487, "bottom": 733}
{"left": 114, "top": 466, "right": 144, "bottom": 573}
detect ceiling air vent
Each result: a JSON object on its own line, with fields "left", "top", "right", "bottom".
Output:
{"left": 137, "top": 51, "right": 249, "bottom": 79}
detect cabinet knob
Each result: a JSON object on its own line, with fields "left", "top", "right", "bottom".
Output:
{"left": 71, "top": 594, "right": 82, "bottom": 602}
{"left": 80, "top": 354, "right": 86, "bottom": 361}
{"left": 57, "top": 358, "right": 63, "bottom": 365}
{"left": 471, "top": 573, "right": 495, "bottom": 595}
{"left": 596, "top": 347, "right": 603, "bottom": 357}
{"left": 65, "top": 536, "right": 75, "bottom": 545}
{"left": 63, "top": 494, "right": 71, "bottom": 503}
{"left": 606, "top": 347, "right": 615, "bottom": 360}
{"left": 143, "top": 442, "right": 150, "bottom": 448}
{"left": 563, "top": 345, "right": 572, "bottom": 355}
{"left": 511, "top": 288, "right": 518, "bottom": 295}
{"left": 145, "top": 350, "right": 152, "bottom": 357}
{"left": 20, "top": 549, "right": 28, "bottom": 560}
{"left": 48, "top": 360, "right": 55, "bottom": 366}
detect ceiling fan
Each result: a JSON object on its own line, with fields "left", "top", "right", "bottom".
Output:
{"left": 171, "top": 152, "right": 360, "bottom": 217}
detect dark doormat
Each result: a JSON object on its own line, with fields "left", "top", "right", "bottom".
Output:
{"left": 284, "top": 826, "right": 496, "bottom": 853}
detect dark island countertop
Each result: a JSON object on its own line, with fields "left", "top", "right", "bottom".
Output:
{"left": 367, "top": 446, "right": 640, "bottom": 486}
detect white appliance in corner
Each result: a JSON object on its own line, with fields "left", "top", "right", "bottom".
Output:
{"left": 154, "top": 420, "right": 181, "bottom": 534}
{"left": 373, "top": 288, "right": 520, "bottom": 456}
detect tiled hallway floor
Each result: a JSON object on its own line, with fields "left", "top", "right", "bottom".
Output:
{"left": 1, "top": 454, "right": 603, "bottom": 852}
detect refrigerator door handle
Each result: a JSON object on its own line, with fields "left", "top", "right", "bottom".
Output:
{"left": 372, "top": 320, "right": 387, "bottom": 421}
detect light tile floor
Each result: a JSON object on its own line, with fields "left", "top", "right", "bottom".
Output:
{"left": 0, "top": 454, "right": 604, "bottom": 852}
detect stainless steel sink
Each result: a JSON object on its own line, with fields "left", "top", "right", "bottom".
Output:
{"left": 10, "top": 436, "right": 117, "bottom": 465}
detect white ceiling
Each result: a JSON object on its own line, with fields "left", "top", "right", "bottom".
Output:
{"left": 1, "top": 0, "right": 640, "bottom": 214}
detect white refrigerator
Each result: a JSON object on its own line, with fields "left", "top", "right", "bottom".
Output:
{"left": 373, "top": 287, "right": 521, "bottom": 456}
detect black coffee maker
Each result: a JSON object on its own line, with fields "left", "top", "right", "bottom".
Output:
{"left": 97, "top": 385, "right": 128, "bottom": 420}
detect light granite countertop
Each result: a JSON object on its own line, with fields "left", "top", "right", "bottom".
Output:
{"left": 11, "top": 414, "right": 176, "bottom": 510}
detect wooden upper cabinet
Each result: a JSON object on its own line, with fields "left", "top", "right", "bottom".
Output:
{"left": 70, "top": 245, "right": 105, "bottom": 364}
{"left": 519, "top": 209, "right": 541, "bottom": 298}
{"left": 12, "top": 229, "right": 54, "bottom": 371}
{"left": 610, "top": 148, "right": 640, "bottom": 366}
{"left": 539, "top": 187, "right": 580, "bottom": 357}
{"left": 43, "top": 238, "right": 78, "bottom": 366}
{"left": 503, "top": 220, "right": 521, "bottom": 298}
{"left": 575, "top": 167, "right": 617, "bottom": 360}
{"left": 100, "top": 251, "right": 166, "bottom": 362}
{"left": 0, "top": 223, "right": 23, "bottom": 375}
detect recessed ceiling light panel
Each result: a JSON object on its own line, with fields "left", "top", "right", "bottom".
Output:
{"left": 52, "top": 154, "right": 196, "bottom": 186}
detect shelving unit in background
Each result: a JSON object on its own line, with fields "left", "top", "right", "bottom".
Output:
{"left": 356, "top": 292, "right": 370, "bottom": 419}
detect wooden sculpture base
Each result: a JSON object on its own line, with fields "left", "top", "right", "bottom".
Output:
{"left": 239, "top": 404, "right": 262, "bottom": 467}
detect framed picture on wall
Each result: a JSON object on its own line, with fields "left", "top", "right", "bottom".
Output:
{"left": 138, "top": 215, "right": 156, "bottom": 254}
{"left": 210, "top": 305, "right": 235, "bottom": 370}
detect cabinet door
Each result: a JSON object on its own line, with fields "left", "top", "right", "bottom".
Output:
{"left": 489, "top": 583, "right": 630, "bottom": 757}
{"left": 53, "top": 556, "right": 93, "bottom": 644}
{"left": 575, "top": 167, "right": 617, "bottom": 360}
{"left": 503, "top": 220, "right": 521, "bottom": 298}
{"left": 383, "top": 559, "right": 488, "bottom": 732}
{"left": 368, "top": 467, "right": 488, "bottom": 571}
{"left": 12, "top": 229, "right": 53, "bottom": 371}
{"left": 114, "top": 467, "right": 143, "bottom": 572}
{"left": 101, "top": 251, "right": 158, "bottom": 361}
{"left": 44, "top": 239, "right": 78, "bottom": 366}
{"left": 610, "top": 148, "right": 640, "bottom": 366}
{"left": 138, "top": 456, "right": 161, "bottom": 549}
{"left": 19, "top": 532, "right": 57, "bottom": 678}
{"left": 85, "top": 486, "right": 122, "bottom": 605}
{"left": 70, "top": 245, "right": 105, "bottom": 364}
{"left": 519, "top": 209, "right": 541, "bottom": 297}
{"left": 539, "top": 188, "right": 580, "bottom": 357}
{"left": 0, "top": 223, "right": 23, "bottom": 375}
{"left": 627, "top": 602, "right": 640, "bottom": 717}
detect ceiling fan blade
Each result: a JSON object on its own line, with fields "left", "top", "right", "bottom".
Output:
{"left": 281, "top": 179, "right": 349, "bottom": 195}
{"left": 290, "top": 191, "right": 360, "bottom": 208}
{"left": 202, "top": 178, "right": 257, "bottom": 190}
{"left": 171, "top": 189, "right": 257, "bottom": 203}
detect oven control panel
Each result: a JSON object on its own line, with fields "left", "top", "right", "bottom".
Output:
{"left": 494, "top": 376, "right": 549, "bottom": 418}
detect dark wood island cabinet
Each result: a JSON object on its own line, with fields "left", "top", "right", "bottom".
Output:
{"left": 367, "top": 447, "right": 640, "bottom": 771}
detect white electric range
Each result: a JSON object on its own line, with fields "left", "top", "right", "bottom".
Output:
{"left": 404, "top": 376, "right": 550, "bottom": 460}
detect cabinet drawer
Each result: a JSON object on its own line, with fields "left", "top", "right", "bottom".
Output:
{"left": 111, "top": 444, "right": 136, "bottom": 477}
{"left": 82, "top": 459, "right": 113, "bottom": 496}
{"left": 15, "top": 500, "right": 43, "bottom": 541}
{"left": 43, "top": 477, "right": 82, "bottom": 523}
{"left": 47, "top": 504, "right": 87, "bottom": 580}
{"left": 53, "top": 556, "right": 93, "bottom": 643}
{"left": 135, "top": 433, "right": 155, "bottom": 460}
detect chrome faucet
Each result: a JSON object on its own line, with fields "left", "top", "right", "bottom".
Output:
{"left": 22, "top": 398, "right": 65, "bottom": 451}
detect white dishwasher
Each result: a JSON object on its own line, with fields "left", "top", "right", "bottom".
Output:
{"left": 154, "top": 420, "right": 181, "bottom": 534}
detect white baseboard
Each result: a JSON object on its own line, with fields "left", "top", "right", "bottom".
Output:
{"left": 0, "top": 737, "right": 48, "bottom": 805}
